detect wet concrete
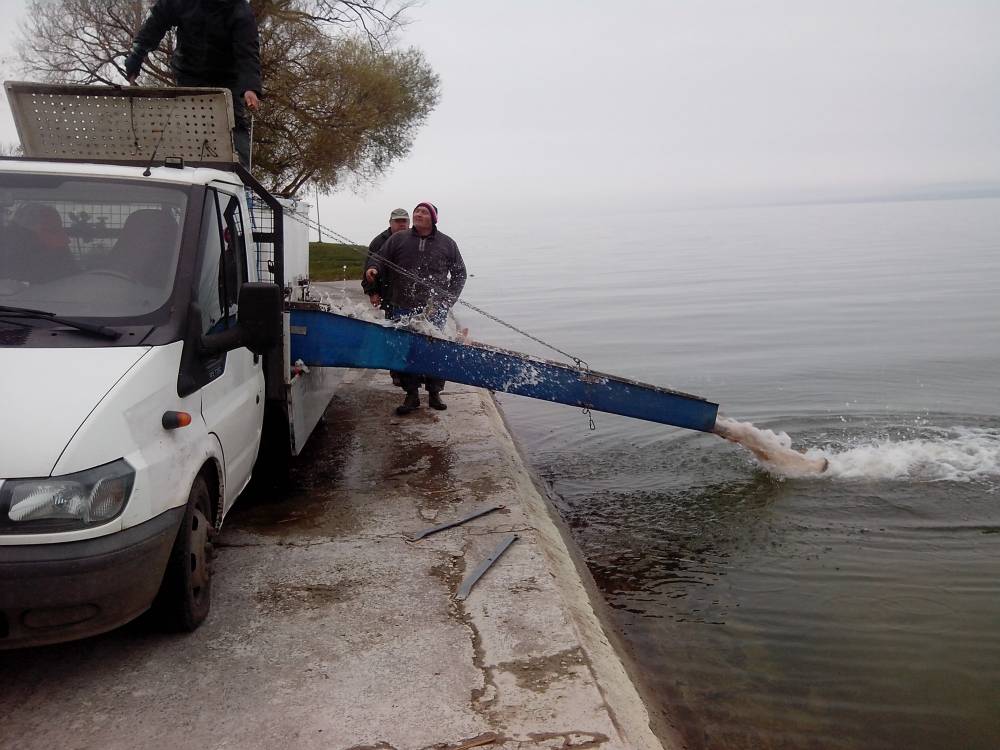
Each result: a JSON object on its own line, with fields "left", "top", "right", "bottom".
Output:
{"left": 0, "top": 303, "right": 667, "bottom": 750}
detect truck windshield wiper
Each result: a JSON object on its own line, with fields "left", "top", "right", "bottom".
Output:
{"left": 0, "top": 305, "right": 122, "bottom": 340}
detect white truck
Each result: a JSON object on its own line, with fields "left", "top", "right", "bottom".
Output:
{"left": 0, "top": 83, "right": 339, "bottom": 648}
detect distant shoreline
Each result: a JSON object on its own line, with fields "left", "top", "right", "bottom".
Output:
{"left": 309, "top": 241, "right": 366, "bottom": 281}
{"left": 752, "top": 186, "right": 1000, "bottom": 211}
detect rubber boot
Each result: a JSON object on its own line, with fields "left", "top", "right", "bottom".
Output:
{"left": 427, "top": 390, "right": 447, "bottom": 411}
{"left": 396, "top": 390, "right": 420, "bottom": 415}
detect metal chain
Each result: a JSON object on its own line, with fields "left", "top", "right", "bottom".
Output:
{"left": 285, "top": 209, "right": 593, "bottom": 370}
{"left": 285, "top": 209, "right": 601, "bottom": 432}
{"left": 248, "top": 114, "right": 254, "bottom": 173}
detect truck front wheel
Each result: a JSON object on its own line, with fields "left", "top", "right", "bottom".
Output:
{"left": 151, "top": 475, "right": 215, "bottom": 631}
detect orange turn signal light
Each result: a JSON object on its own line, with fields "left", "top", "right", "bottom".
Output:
{"left": 162, "top": 411, "right": 193, "bottom": 430}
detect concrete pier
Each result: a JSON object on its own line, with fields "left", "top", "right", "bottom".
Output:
{"left": 0, "top": 343, "right": 668, "bottom": 749}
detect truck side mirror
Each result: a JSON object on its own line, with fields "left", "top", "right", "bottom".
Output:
{"left": 199, "top": 282, "right": 282, "bottom": 357}
{"left": 235, "top": 282, "right": 282, "bottom": 355}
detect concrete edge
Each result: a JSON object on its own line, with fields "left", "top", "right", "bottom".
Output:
{"left": 477, "top": 389, "right": 680, "bottom": 750}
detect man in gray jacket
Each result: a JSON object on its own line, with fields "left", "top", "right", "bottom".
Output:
{"left": 362, "top": 207, "right": 410, "bottom": 315}
{"left": 365, "top": 202, "right": 467, "bottom": 415}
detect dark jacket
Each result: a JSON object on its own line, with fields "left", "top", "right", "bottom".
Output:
{"left": 361, "top": 227, "right": 392, "bottom": 296}
{"left": 126, "top": 0, "right": 262, "bottom": 96}
{"left": 370, "top": 228, "right": 467, "bottom": 313}
{"left": 0, "top": 225, "right": 76, "bottom": 283}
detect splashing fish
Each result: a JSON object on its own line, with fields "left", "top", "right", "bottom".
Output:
{"left": 713, "top": 417, "right": 829, "bottom": 476}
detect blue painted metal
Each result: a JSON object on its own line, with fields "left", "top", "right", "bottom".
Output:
{"left": 289, "top": 309, "right": 719, "bottom": 433}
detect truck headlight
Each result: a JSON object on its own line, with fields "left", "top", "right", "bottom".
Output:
{"left": 1, "top": 459, "right": 135, "bottom": 532}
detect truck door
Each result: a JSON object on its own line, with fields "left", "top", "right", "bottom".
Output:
{"left": 195, "top": 188, "right": 265, "bottom": 509}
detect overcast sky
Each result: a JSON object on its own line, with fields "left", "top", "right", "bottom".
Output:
{"left": 1, "top": 0, "right": 998, "bottom": 241}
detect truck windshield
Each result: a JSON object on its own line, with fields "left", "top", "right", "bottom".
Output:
{"left": 0, "top": 174, "right": 189, "bottom": 321}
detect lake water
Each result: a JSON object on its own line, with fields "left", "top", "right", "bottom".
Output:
{"left": 457, "top": 197, "right": 1000, "bottom": 750}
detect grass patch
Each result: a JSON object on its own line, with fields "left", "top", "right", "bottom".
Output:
{"left": 309, "top": 241, "right": 368, "bottom": 281}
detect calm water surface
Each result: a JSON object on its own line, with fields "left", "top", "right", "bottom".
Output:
{"left": 458, "top": 197, "right": 1000, "bottom": 749}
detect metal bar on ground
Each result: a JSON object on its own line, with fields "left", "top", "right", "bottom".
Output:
{"left": 408, "top": 504, "right": 506, "bottom": 542}
{"left": 455, "top": 534, "right": 518, "bottom": 601}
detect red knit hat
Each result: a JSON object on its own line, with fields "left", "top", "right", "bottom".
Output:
{"left": 414, "top": 202, "right": 438, "bottom": 225}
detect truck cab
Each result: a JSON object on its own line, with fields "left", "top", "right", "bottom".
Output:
{"left": 0, "top": 83, "right": 333, "bottom": 648}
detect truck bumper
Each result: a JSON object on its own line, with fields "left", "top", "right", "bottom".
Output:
{"left": 0, "top": 507, "right": 184, "bottom": 649}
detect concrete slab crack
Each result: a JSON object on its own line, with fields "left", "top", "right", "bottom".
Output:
{"left": 526, "top": 730, "right": 610, "bottom": 748}
{"left": 433, "top": 543, "right": 502, "bottom": 728}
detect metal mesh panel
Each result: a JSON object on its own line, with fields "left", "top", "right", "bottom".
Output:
{"left": 2, "top": 200, "right": 180, "bottom": 266}
{"left": 63, "top": 202, "right": 177, "bottom": 263}
{"left": 248, "top": 191, "right": 276, "bottom": 283}
{"left": 5, "top": 81, "right": 236, "bottom": 163}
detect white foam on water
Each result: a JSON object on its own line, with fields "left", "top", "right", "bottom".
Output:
{"left": 810, "top": 426, "right": 1000, "bottom": 482}
{"left": 714, "top": 417, "right": 1000, "bottom": 482}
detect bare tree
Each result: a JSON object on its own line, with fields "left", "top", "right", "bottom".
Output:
{"left": 16, "top": 0, "right": 437, "bottom": 196}
{"left": 19, "top": 0, "right": 157, "bottom": 85}
{"left": 299, "top": 0, "right": 415, "bottom": 51}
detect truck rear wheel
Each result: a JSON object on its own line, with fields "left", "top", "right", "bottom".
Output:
{"left": 151, "top": 475, "right": 215, "bottom": 631}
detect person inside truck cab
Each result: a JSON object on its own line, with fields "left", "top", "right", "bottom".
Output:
{"left": 123, "top": 0, "right": 262, "bottom": 168}
{"left": 5, "top": 202, "right": 76, "bottom": 283}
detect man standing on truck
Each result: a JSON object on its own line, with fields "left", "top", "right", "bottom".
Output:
{"left": 362, "top": 207, "right": 410, "bottom": 317}
{"left": 123, "top": 0, "right": 262, "bottom": 167}
{"left": 365, "top": 202, "right": 466, "bottom": 415}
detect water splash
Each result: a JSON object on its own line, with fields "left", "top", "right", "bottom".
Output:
{"left": 714, "top": 417, "right": 1000, "bottom": 482}
{"left": 313, "top": 288, "right": 464, "bottom": 341}
{"left": 815, "top": 426, "right": 1000, "bottom": 482}
{"left": 713, "top": 417, "right": 828, "bottom": 477}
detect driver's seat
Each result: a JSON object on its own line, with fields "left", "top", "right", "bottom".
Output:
{"left": 108, "top": 209, "right": 179, "bottom": 287}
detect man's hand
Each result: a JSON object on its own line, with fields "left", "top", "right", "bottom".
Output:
{"left": 369, "top": 293, "right": 382, "bottom": 307}
{"left": 365, "top": 268, "right": 378, "bottom": 284}
{"left": 123, "top": 53, "right": 142, "bottom": 84}
{"left": 244, "top": 91, "right": 260, "bottom": 112}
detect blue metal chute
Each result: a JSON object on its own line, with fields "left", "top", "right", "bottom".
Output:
{"left": 289, "top": 309, "right": 719, "bottom": 433}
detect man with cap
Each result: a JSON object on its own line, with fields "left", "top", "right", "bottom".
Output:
{"left": 362, "top": 208, "right": 410, "bottom": 316}
{"left": 365, "top": 202, "right": 467, "bottom": 415}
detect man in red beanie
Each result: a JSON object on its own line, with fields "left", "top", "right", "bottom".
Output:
{"left": 364, "top": 202, "right": 467, "bottom": 414}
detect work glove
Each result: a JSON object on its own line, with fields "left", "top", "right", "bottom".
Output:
{"left": 123, "top": 51, "right": 143, "bottom": 81}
